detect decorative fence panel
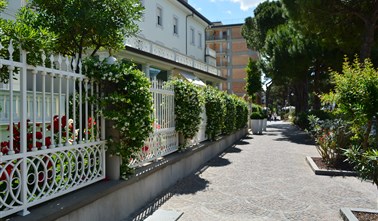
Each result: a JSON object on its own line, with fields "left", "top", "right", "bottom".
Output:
{"left": 0, "top": 41, "right": 106, "bottom": 218}
{"left": 129, "top": 80, "right": 178, "bottom": 167}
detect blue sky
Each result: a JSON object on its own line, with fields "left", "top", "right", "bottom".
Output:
{"left": 189, "top": 0, "right": 267, "bottom": 24}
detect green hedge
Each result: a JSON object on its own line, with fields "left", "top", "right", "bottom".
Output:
{"left": 204, "top": 86, "right": 225, "bottom": 140}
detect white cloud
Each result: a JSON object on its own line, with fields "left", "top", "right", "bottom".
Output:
{"left": 229, "top": 0, "right": 266, "bottom": 11}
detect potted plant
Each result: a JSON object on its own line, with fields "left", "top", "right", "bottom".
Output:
{"left": 250, "top": 112, "right": 263, "bottom": 134}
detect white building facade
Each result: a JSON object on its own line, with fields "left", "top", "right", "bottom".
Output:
{"left": 121, "top": 0, "right": 223, "bottom": 85}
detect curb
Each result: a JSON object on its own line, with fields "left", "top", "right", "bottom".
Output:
{"left": 340, "top": 208, "right": 378, "bottom": 221}
{"left": 306, "top": 156, "right": 358, "bottom": 176}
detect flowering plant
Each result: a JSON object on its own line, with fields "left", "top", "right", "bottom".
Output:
{"left": 84, "top": 57, "right": 153, "bottom": 177}
{"left": 0, "top": 115, "right": 94, "bottom": 155}
{"left": 169, "top": 79, "right": 204, "bottom": 147}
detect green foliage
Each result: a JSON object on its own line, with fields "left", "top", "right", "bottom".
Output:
{"left": 250, "top": 103, "right": 264, "bottom": 120}
{"left": 344, "top": 147, "right": 378, "bottom": 187}
{"left": 0, "top": 7, "right": 56, "bottom": 82}
{"left": 245, "top": 58, "right": 262, "bottom": 100}
{"left": 85, "top": 57, "right": 153, "bottom": 177}
{"left": 171, "top": 80, "right": 204, "bottom": 146}
{"left": 204, "top": 86, "right": 225, "bottom": 141}
{"left": 250, "top": 112, "right": 263, "bottom": 120}
{"left": 242, "top": 1, "right": 286, "bottom": 50}
{"left": 0, "top": 0, "right": 6, "bottom": 12}
{"left": 234, "top": 96, "right": 248, "bottom": 129}
{"left": 330, "top": 58, "right": 378, "bottom": 148}
{"left": 222, "top": 93, "right": 236, "bottom": 134}
{"left": 30, "top": 0, "right": 143, "bottom": 59}
{"left": 293, "top": 112, "right": 309, "bottom": 129}
{"left": 282, "top": 0, "right": 378, "bottom": 59}
{"left": 308, "top": 115, "right": 352, "bottom": 167}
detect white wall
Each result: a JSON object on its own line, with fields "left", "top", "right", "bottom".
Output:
{"left": 0, "top": 0, "right": 23, "bottom": 20}
{"left": 138, "top": 0, "right": 207, "bottom": 62}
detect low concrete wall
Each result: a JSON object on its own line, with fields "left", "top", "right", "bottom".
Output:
{"left": 9, "top": 128, "right": 247, "bottom": 221}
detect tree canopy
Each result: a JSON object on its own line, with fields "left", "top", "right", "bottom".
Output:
{"left": 31, "top": 0, "right": 143, "bottom": 61}
{"left": 282, "top": 0, "right": 378, "bottom": 60}
{"left": 245, "top": 58, "right": 262, "bottom": 101}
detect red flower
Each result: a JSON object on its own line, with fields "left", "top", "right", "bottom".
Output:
{"left": 36, "top": 142, "right": 42, "bottom": 148}
{"left": 36, "top": 132, "right": 43, "bottom": 139}
{"left": 142, "top": 146, "right": 149, "bottom": 152}
{"left": 88, "top": 117, "right": 96, "bottom": 128}
{"left": 1, "top": 141, "right": 8, "bottom": 148}
{"left": 0, "top": 164, "right": 13, "bottom": 181}
{"left": 27, "top": 133, "right": 33, "bottom": 140}
{"left": 61, "top": 116, "right": 67, "bottom": 127}
{"left": 45, "top": 137, "right": 52, "bottom": 147}
{"left": 1, "top": 146, "right": 9, "bottom": 155}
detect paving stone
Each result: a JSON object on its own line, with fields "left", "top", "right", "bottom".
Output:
{"left": 132, "top": 121, "right": 378, "bottom": 221}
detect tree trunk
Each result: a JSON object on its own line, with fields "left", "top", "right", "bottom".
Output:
{"left": 312, "top": 62, "right": 321, "bottom": 111}
{"left": 294, "top": 77, "right": 309, "bottom": 114}
{"left": 360, "top": 18, "right": 376, "bottom": 60}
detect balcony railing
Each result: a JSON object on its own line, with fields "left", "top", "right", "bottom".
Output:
{"left": 206, "top": 36, "right": 229, "bottom": 41}
{"left": 124, "top": 36, "right": 221, "bottom": 77}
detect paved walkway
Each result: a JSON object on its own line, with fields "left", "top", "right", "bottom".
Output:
{"left": 132, "top": 121, "right": 377, "bottom": 221}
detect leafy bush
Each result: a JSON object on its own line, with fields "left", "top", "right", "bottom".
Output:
{"left": 204, "top": 86, "right": 225, "bottom": 140}
{"left": 234, "top": 96, "right": 248, "bottom": 129}
{"left": 171, "top": 80, "right": 204, "bottom": 146}
{"left": 222, "top": 93, "right": 236, "bottom": 134}
{"left": 325, "top": 57, "right": 378, "bottom": 186}
{"left": 344, "top": 147, "right": 378, "bottom": 186}
{"left": 308, "top": 115, "right": 352, "bottom": 167}
{"left": 85, "top": 57, "right": 153, "bottom": 177}
{"left": 250, "top": 111, "right": 263, "bottom": 119}
{"left": 293, "top": 112, "right": 309, "bottom": 129}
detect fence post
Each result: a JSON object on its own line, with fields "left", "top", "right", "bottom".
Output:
{"left": 18, "top": 48, "right": 30, "bottom": 216}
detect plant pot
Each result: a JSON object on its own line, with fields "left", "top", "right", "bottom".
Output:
{"left": 262, "top": 118, "right": 267, "bottom": 131}
{"left": 251, "top": 119, "right": 263, "bottom": 135}
{"left": 106, "top": 154, "right": 122, "bottom": 180}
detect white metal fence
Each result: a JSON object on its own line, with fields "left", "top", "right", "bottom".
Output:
{"left": 0, "top": 41, "right": 106, "bottom": 218}
{"left": 129, "top": 80, "right": 178, "bottom": 167}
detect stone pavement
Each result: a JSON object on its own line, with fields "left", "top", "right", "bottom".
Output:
{"left": 131, "top": 121, "right": 378, "bottom": 221}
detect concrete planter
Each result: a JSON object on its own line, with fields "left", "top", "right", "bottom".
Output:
{"left": 251, "top": 119, "right": 263, "bottom": 135}
{"left": 262, "top": 118, "right": 267, "bottom": 131}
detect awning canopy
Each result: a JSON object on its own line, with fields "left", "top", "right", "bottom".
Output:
{"left": 180, "top": 72, "right": 206, "bottom": 87}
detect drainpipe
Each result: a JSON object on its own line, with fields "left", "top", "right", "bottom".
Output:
{"left": 186, "top": 13, "right": 194, "bottom": 55}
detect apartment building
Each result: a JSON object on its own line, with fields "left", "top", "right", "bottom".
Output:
{"left": 2, "top": 0, "right": 224, "bottom": 86}
{"left": 206, "top": 22, "right": 259, "bottom": 96}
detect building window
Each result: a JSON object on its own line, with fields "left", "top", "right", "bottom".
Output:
{"left": 173, "top": 17, "right": 178, "bottom": 35}
{"left": 157, "top": 6, "right": 163, "bottom": 26}
{"left": 190, "top": 28, "right": 195, "bottom": 45}
{"left": 198, "top": 32, "right": 202, "bottom": 48}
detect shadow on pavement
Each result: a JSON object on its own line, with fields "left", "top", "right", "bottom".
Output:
{"left": 243, "top": 134, "right": 253, "bottom": 139}
{"left": 130, "top": 138, "right": 242, "bottom": 221}
{"left": 268, "top": 122, "right": 315, "bottom": 146}
{"left": 235, "top": 140, "right": 249, "bottom": 145}
{"left": 207, "top": 155, "right": 231, "bottom": 167}
{"left": 130, "top": 192, "right": 174, "bottom": 221}
{"left": 224, "top": 146, "right": 242, "bottom": 153}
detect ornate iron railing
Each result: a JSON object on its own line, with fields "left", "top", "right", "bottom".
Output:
{"left": 0, "top": 40, "right": 106, "bottom": 218}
